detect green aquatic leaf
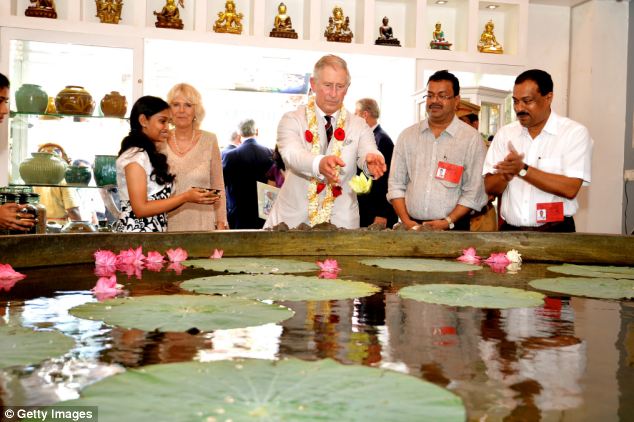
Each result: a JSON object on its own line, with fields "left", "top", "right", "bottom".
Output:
{"left": 43, "top": 359, "right": 465, "bottom": 422}
{"left": 184, "top": 257, "right": 318, "bottom": 274}
{"left": 69, "top": 295, "right": 294, "bottom": 332}
{"left": 361, "top": 258, "right": 482, "bottom": 273}
{"left": 547, "top": 264, "right": 634, "bottom": 280}
{"left": 530, "top": 277, "right": 634, "bottom": 300}
{"left": 180, "top": 274, "right": 380, "bottom": 301}
{"left": 0, "top": 325, "right": 75, "bottom": 369}
{"left": 399, "top": 284, "right": 545, "bottom": 309}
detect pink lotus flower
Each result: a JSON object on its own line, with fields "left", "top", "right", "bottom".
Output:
{"left": 316, "top": 259, "right": 340, "bottom": 274}
{"left": 318, "top": 271, "right": 338, "bottom": 279}
{"left": 167, "top": 262, "right": 185, "bottom": 275}
{"left": 91, "top": 275, "right": 123, "bottom": 301}
{"left": 146, "top": 251, "right": 164, "bottom": 263}
{"left": 145, "top": 261, "right": 164, "bottom": 272}
{"left": 457, "top": 247, "right": 481, "bottom": 264}
{"left": 210, "top": 249, "right": 223, "bottom": 259}
{"left": 484, "top": 252, "right": 511, "bottom": 265}
{"left": 166, "top": 248, "right": 188, "bottom": 263}
{"left": 94, "top": 250, "right": 117, "bottom": 266}
{"left": 0, "top": 263, "right": 26, "bottom": 281}
{"left": 94, "top": 264, "right": 117, "bottom": 278}
{"left": 117, "top": 246, "right": 145, "bottom": 265}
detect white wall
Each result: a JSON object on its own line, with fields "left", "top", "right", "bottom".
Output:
{"left": 569, "top": 1, "right": 629, "bottom": 234}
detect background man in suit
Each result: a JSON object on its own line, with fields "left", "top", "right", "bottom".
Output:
{"left": 263, "top": 54, "right": 386, "bottom": 229}
{"left": 354, "top": 98, "right": 397, "bottom": 228}
{"left": 222, "top": 119, "right": 273, "bottom": 229}
{"left": 222, "top": 130, "right": 241, "bottom": 158}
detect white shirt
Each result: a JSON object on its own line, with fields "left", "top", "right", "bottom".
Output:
{"left": 116, "top": 148, "right": 166, "bottom": 201}
{"left": 482, "top": 112, "right": 593, "bottom": 227}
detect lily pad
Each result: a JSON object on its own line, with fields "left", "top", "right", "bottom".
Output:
{"left": 69, "top": 295, "right": 294, "bottom": 332}
{"left": 547, "top": 264, "right": 634, "bottom": 280}
{"left": 529, "top": 277, "right": 634, "bottom": 300}
{"left": 399, "top": 284, "right": 545, "bottom": 309}
{"left": 0, "top": 325, "right": 75, "bottom": 368}
{"left": 180, "top": 274, "right": 380, "bottom": 301}
{"left": 45, "top": 359, "right": 465, "bottom": 422}
{"left": 184, "top": 257, "right": 318, "bottom": 274}
{"left": 361, "top": 258, "right": 482, "bottom": 273}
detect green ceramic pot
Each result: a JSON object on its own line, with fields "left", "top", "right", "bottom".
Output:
{"left": 19, "top": 152, "right": 67, "bottom": 185}
{"left": 15, "top": 84, "right": 48, "bottom": 114}
{"left": 65, "top": 165, "right": 92, "bottom": 186}
{"left": 93, "top": 155, "right": 117, "bottom": 186}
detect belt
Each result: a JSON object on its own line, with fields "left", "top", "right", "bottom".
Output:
{"left": 499, "top": 216, "right": 576, "bottom": 233}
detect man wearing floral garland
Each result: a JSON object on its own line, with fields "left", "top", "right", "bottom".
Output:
{"left": 387, "top": 70, "right": 487, "bottom": 230}
{"left": 264, "top": 55, "right": 386, "bottom": 229}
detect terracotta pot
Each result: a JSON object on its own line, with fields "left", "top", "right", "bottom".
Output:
{"left": 15, "top": 84, "right": 48, "bottom": 114}
{"left": 100, "top": 91, "right": 127, "bottom": 117}
{"left": 55, "top": 85, "right": 95, "bottom": 116}
{"left": 19, "top": 152, "right": 67, "bottom": 185}
{"left": 93, "top": 155, "right": 117, "bottom": 186}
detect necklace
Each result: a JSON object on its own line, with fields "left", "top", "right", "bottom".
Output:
{"left": 171, "top": 130, "right": 196, "bottom": 155}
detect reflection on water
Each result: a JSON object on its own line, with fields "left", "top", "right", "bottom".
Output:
{"left": 0, "top": 258, "right": 633, "bottom": 421}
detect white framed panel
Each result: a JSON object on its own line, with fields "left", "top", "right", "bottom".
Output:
{"left": 477, "top": 2, "right": 520, "bottom": 55}
{"left": 264, "top": 0, "right": 307, "bottom": 39}
{"left": 321, "top": 0, "right": 365, "bottom": 44}
{"left": 207, "top": 0, "right": 252, "bottom": 35}
{"left": 425, "top": 0, "right": 469, "bottom": 52}
{"left": 146, "top": 0, "right": 196, "bottom": 30}
{"left": 375, "top": 0, "right": 417, "bottom": 48}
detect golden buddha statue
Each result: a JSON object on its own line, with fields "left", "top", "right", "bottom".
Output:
{"left": 25, "top": 0, "right": 58, "bottom": 19}
{"left": 478, "top": 20, "right": 503, "bottom": 54}
{"left": 270, "top": 2, "right": 297, "bottom": 39}
{"left": 154, "top": 0, "right": 184, "bottom": 30}
{"left": 324, "top": 6, "right": 352, "bottom": 43}
{"left": 95, "top": 0, "right": 123, "bottom": 24}
{"left": 213, "top": 0, "right": 244, "bottom": 34}
{"left": 375, "top": 16, "right": 400, "bottom": 47}
{"left": 430, "top": 22, "right": 452, "bottom": 50}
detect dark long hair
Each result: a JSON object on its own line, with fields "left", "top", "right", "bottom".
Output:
{"left": 118, "top": 95, "right": 174, "bottom": 185}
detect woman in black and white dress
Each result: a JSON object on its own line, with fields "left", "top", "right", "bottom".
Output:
{"left": 114, "top": 96, "right": 217, "bottom": 232}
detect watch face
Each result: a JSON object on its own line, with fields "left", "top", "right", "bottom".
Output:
{"left": 519, "top": 169, "right": 527, "bottom": 177}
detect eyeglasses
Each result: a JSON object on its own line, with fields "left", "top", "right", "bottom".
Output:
{"left": 423, "top": 93, "right": 454, "bottom": 102}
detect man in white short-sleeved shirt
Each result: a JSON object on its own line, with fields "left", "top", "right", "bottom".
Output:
{"left": 482, "top": 69, "right": 593, "bottom": 232}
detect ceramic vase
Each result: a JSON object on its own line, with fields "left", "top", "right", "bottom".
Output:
{"left": 93, "top": 155, "right": 117, "bottom": 186}
{"left": 19, "top": 152, "right": 67, "bottom": 185}
{"left": 55, "top": 86, "right": 95, "bottom": 116}
{"left": 100, "top": 91, "right": 127, "bottom": 117}
{"left": 15, "top": 84, "right": 48, "bottom": 114}
{"left": 65, "top": 165, "right": 93, "bottom": 186}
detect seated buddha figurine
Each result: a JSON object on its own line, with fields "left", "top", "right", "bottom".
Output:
{"left": 375, "top": 16, "right": 401, "bottom": 47}
{"left": 270, "top": 2, "right": 297, "bottom": 39}
{"left": 213, "top": 0, "right": 244, "bottom": 34}
{"left": 324, "top": 6, "right": 352, "bottom": 43}
{"left": 25, "top": 0, "right": 58, "bottom": 19}
{"left": 430, "top": 22, "right": 452, "bottom": 50}
{"left": 154, "top": 0, "right": 184, "bottom": 30}
{"left": 478, "top": 20, "right": 503, "bottom": 54}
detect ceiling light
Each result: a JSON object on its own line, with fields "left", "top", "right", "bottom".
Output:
{"left": 486, "top": 4, "right": 499, "bottom": 9}
{"left": 435, "top": 0, "right": 448, "bottom": 4}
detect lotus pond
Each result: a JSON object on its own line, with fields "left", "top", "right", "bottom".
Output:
{"left": 1, "top": 233, "right": 634, "bottom": 422}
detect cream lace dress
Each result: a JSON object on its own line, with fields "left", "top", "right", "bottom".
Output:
{"left": 163, "top": 131, "right": 228, "bottom": 231}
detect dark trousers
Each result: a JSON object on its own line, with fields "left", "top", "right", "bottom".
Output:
{"left": 499, "top": 216, "right": 576, "bottom": 233}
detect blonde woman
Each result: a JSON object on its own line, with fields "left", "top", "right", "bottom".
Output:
{"left": 164, "top": 83, "right": 228, "bottom": 231}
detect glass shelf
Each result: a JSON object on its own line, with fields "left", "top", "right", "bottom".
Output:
{"left": 10, "top": 111, "right": 129, "bottom": 120}
{"left": 8, "top": 183, "right": 113, "bottom": 189}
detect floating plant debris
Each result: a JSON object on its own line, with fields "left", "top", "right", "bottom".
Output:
{"left": 180, "top": 274, "right": 379, "bottom": 301}
{"left": 43, "top": 358, "right": 465, "bottom": 422}
{"left": 399, "top": 284, "right": 545, "bottom": 309}
{"left": 546, "top": 264, "right": 634, "bottom": 280}
{"left": 529, "top": 277, "right": 634, "bottom": 300}
{"left": 183, "top": 257, "right": 318, "bottom": 274}
{"left": 0, "top": 324, "right": 75, "bottom": 369}
{"left": 69, "top": 295, "right": 294, "bottom": 332}
{"left": 360, "top": 258, "right": 482, "bottom": 273}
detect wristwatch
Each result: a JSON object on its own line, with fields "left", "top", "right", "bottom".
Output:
{"left": 444, "top": 216, "right": 455, "bottom": 230}
{"left": 518, "top": 163, "right": 529, "bottom": 177}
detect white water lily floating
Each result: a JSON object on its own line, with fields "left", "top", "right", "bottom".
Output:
{"left": 349, "top": 172, "right": 373, "bottom": 194}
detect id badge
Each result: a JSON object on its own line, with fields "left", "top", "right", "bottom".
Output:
{"left": 435, "top": 161, "right": 464, "bottom": 184}
{"left": 536, "top": 202, "right": 564, "bottom": 223}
